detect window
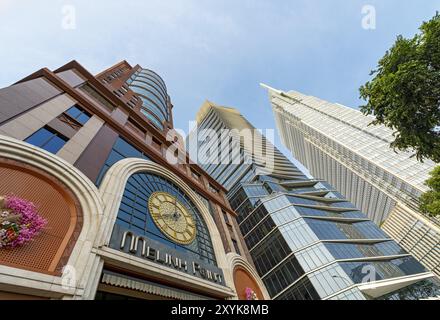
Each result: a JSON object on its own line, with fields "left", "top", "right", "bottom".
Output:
{"left": 113, "top": 90, "right": 124, "bottom": 97}
{"left": 80, "top": 84, "right": 116, "bottom": 112}
{"left": 65, "top": 105, "right": 92, "bottom": 125}
{"left": 140, "top": 108, "right": 164, "bottom": 130}
{"left": 223, "top": 210, "right": 230, "bottom": 224}
{"left": 116, "top": 172, "right": 217, "bottom": 265}
{"left": 232, "top": 239, "right": 241, "bottom": 255}
{"left": 96, "top": 137, "right": 152, "bottom": 186}
{"left": 25, "top": 126, "right": 68, "bottom": 154}
{"left": 127, "top": 100, "right": 136, "bottom": 109}
{"left": 208, "top": 184, "right": 219, "bottom": 194}
{"left": 130, "top": 85, "right": 167, "bottom": 110}
{"left": 152, "top": 136, "right": 162, "bottom": 150}
{"left": 127, "top": 119, "right": 146, "bottom": 137}
{"left": 191, "top": 169, "right": 201, "bottom": 181}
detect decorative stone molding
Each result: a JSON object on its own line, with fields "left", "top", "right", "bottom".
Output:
{"left": 0, "top": 136, "right": 245, "bottom": 299}
{"left": 0, "top": 134, "right": 104, "bottom": 299}
{"left": 226, "top": 252, "right": 270, "bottom": 300}
{"left": 96, "top": 158, "right": 236, "bottom": 298}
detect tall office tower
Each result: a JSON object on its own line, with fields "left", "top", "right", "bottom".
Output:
{"left": 188, "top": 101, "right": 440, "bottom": 300}
{"left": 263, "top": 85, "right": 440, "bottom": 279}
{"left": 0, "top": 60, "right": 268, "bottom": 300}
{"left": 188, "top": 102, "right": 306, "bottom": 191}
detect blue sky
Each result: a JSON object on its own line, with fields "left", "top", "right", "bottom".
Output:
{"left": 0, "top": 0, "right": 438, "bottom": 168}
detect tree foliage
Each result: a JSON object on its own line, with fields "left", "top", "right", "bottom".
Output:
{"left": 419, "top": 166, "right": 440, "bottom": 217}
{"left": 359, "top": 12, "right": 440, "bottom": 163}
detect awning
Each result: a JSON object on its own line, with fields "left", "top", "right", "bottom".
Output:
{"left": 101, "top": 271, "right": 210, "bottom": 300}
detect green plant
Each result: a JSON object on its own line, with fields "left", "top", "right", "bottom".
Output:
{"left": 359, "top": 12, "right": 440, "bottom": 163}
{"left": 419, "top": 166, "right": 440, "bottom": 217}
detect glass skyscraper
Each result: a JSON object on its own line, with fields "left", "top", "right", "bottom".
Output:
{"left": 263, "top": 84, "right": 440, "bottom": 279}
{"left": 188, "top": 101, "right": 440, "bottom": 300}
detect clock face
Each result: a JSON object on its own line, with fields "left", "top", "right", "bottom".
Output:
{"left": 148, "top": 192, "right": 197, "bottom": 245}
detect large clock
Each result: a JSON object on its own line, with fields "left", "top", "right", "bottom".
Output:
{"left": 148, "top": 191, "right": 197, "bottom": 245}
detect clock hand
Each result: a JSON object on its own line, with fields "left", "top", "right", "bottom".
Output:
{"left": 162, "top": 213, "right": 178, "bottom": 220}
{"left": 161, "top": 211, "right": 180, "bottom": 221}
{"left": 173, "top": 196, "right": 181, "bottom": 220}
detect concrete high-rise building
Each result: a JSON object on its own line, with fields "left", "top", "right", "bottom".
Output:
{"left": 263, "top": 85, "right": 440, "bottom": 279}
{"left": 0, "top": 60, "right": 268, "bottom": 300}
{"left": 187, "top": 101, "right": 440, "bottom": 300}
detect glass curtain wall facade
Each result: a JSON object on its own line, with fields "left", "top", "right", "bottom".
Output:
{"left": 228, "top": 176, "right": 440, "bottom": 300}
{"left": 263, "top": 84, "right": 440, "bottom": 279}
{"left": 126, "top": 68, "right": 170, "bottom": 130}
{"left": 190, "top": 102, "right": 305, "bottom": 191}
{"left": 262, "top": 85, "right": 436, "bottom": 223}
{"left": 189, "top": 101, "right": 440, "bottom": 300}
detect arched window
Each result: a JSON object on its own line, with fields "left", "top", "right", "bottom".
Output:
{"left": 115, "top": 172, "right": 216, "bottom": 265}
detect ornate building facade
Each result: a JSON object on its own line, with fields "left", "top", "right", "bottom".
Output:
{"left": 0, "top": 60, "right": 268, "bottom": 300}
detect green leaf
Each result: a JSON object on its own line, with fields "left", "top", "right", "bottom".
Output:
{"left": 359, "top": 12, "right": 440, "bottom": 163}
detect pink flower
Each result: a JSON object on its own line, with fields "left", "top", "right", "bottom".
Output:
{"left": 1, "top": 195, "right": 47, "bottom": 248}
{"left": 245, "top": 287, "right": 253, "bottom": 300}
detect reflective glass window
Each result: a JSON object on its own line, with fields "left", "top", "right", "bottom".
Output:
{"left": 96, "top": 137, "right": 151, "bottom": 185}
{"left": 115, "top": 172, "right": 216, "bottom": 265}
{"left": 65, "top": 105, "right": 92, "bottom": 125}
{"left": 25, "top": 126, "right": 68, "bottom": 154}
{"left": 140, "top": 109, "right": 164, "bottom": 130}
